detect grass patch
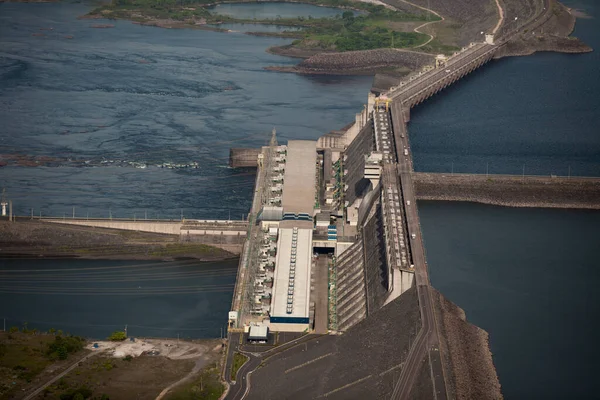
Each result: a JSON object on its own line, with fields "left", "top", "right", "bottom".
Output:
{"left": 230, "top": 352, "right": 248, "bottom": 381}
{"left": 0, "top": 331, "right": 86, "bottom": 398}
{"left": 417, "top": 38, "right": 461, "bottom": 55}
{"left": 150, "top": 243, "right": 218, "bottom": 257}
{"left": 165, "top": 362, "right": 225, "bottom": 400}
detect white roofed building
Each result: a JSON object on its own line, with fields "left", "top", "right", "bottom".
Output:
{"left": 269, "top": 227, "right": 313, "bottom": 332}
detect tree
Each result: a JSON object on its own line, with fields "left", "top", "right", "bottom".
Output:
{"left": 9, "top": 326, "right": 19, "bottom": 333}
{"left": 49, "top": 328, "right": 56, "bottom": 335}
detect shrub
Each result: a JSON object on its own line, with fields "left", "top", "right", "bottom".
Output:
{"left": 108, "top": 331, "right": 127, "bottom": 341}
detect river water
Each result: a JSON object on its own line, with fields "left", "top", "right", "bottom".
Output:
{"left": 0, "top": 2, "right": 372, "bottom": 219}
{"left": 0, "top": 258, "right": 238, "bottom": 339}
{"left": 1, "top": 1, "right": 599, "bottom": 398}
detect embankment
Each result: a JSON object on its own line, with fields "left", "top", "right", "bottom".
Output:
{"left": 414, "top": 173, "right": 600, "bottom": 209}
{"left": 433, "top": 288, "right": 503, "bottom": 399}
{"left": 0, "top": 220, "right": 237, "bottom": 261}
{"left": 266, "top": 48, "right": 434, "bottom": 75}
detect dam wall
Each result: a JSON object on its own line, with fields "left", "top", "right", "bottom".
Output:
{"left": 362, "top": 200, "right": 390, "bottom": 314}
{"left": 343, "top": 122, "right": 375, "bottom": 207}
{"left": 335, "top": 240, "right": 367, "bottom": 331}
{"left": 45, "top": 219, "right": 184, "bottom": 234}
{"left": 44, "top": 219, "right": 247, "bottom": 254}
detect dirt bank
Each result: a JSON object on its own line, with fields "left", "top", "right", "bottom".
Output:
{"left": 0, "top": 219, "right": 236, "bottom": 261}
{"left": 433, "top": 288, "right": 503, "bottom": 400}
{"left": 414, "top": 173, "right": 600, "bottom": 209}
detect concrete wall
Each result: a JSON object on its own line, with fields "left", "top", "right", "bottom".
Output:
{"left": 362, "top": 202, "right": 390, "bottom": 314}
{"left": 45, "top": 219, "right": 247, "bottom": 254}
{"left": 229, "top": 148, "right": 260, "bottom": 168}
{"left": 343, "top": 122, "right": 374, "bottom": 207}
{"left": 46, "top": 219, "right": 183, "bottom": 234}
{"left": 269, "top": 323, "right": 309, "bottom": 332}
{"left": 335, "top": 241, "right": 367, "bottom": 331}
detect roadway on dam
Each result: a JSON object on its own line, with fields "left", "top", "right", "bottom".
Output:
{"left": 389, "top": 101, "right": 447, "bottom": 400}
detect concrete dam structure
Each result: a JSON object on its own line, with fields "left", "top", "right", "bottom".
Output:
{"left": 43, "top": 218, "right": 248, "bottom": 254}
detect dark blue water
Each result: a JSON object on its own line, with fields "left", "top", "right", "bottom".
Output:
{"left": 421, "top": 202, "right": 600, "bottom": 399}
{"left": 0, "top": 258, "right": 238, "bottom": 339}
{"left": 0, "top": 2, "right": 372, "bottom": 218}
{"left": 409, "top": 0, "right": 600, "bottom": 177}
{"left": 209, "top": 2, "right": 357, "bottom": 19}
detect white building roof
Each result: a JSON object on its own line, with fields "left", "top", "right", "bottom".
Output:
{"left": 270, "top": 228, "right": 312, "bottom": 319}
{"left": 248, "top": 325, "right": 269, "bottom": 340}
{"left": 282, "top": 140, "right": 317, "bottom": 215}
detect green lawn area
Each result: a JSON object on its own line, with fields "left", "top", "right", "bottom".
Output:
{"left": 230, "top": 352, "right": 248, "bottom": 381}
{"left": 165, "top": 363, "right": 225, "bottom": 400}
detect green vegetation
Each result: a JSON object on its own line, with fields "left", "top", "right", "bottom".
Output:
{"left": 417, "top": 38, "right": 461, "bottom": 55}
{"left": 165, "top": 363, "right": 224, "bottom": 400}
{"left": 150, "top": 243, "right": 218, "bottom": 257}
{"left": 230, "top": 352, "right": 248, "bottom": 381}
{"left": 43, "top": 378, "right": 110, "bottom": 400}
{"left": 108, "top": 330, "right": 127, "bottom": 341}
{"left": 89, "top": 0, "right": 439, "bottom": 52}
{"left": 47, "top": 335, "right": 86, "bottom": 360}
{"left": 0, "top": 330, "right": 86, "bottom": 398}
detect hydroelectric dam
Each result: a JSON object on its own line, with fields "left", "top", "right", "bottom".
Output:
{"left": 3, "top": 1, "right": 597, "bottom": 397}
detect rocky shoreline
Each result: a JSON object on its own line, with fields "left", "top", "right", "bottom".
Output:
{"left": 433, "top": 288, "right": 503, "bottom": 399}
{"left": 0, "top": 220, "right": 236, "bottom": 261}
{"left": 413, "top": 173, "right": 600, "bottom": 210}
{"left": 267, "top": 47, "right": 433, "bottom": 75}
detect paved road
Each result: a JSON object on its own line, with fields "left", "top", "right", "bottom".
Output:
{"left": 387, "top": 101, "right": 447, "bottom": 400}
{"left": 224, "top": 332, "right": 325, "bottom": 400}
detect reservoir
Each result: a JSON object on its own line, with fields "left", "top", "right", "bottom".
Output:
{"left": 420, "top": 202, "right": 600, "bottom": 399}
{"left": 0, "top": 258, "right": 238, "bottom": 339}
{"left": 409, "top": 0, "right": 600, "bottom": 177}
